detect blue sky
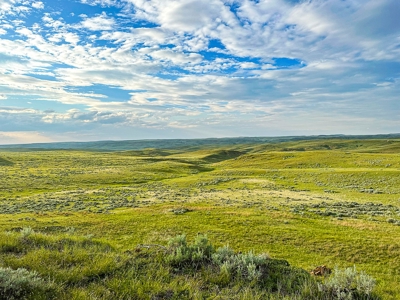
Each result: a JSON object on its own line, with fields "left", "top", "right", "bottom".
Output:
{"left": 0, "top": 0, "right": 399, "bottom": 144}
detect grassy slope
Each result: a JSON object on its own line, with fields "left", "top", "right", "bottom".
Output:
{"left": 0, "top": 138, "right": 399, "bottom": 299}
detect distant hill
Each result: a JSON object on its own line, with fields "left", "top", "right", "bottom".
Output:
{"left": 0, "top": 134, "right": 399, "bottom": 151}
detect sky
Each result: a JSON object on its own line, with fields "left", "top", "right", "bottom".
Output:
{"left": 0, "top": 0, "right": 399, "bottom": 144}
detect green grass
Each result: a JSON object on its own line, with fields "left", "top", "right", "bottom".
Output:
{"left": 0, "top": 138, "right": 399, "bottom": 299}
{"left": 0, "top": 230, "right": 380, "bottom": 299}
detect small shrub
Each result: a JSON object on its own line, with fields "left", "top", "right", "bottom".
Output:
{"left": 212, "top": 246, "right": 269, "bottom": 281}
{"left": 318, "top": 266, "right": 376, "bottom": 299}
{"left": 171, "top": 207, "right": 191, "bottom": 215}
{"left": 0, "top": 267, "right": 56, "bottom": 299}
{"left": 166, "top": 234, "right": 214, "bottom": 269}
{"left": 20, "top": 227, "right": 34, "bottom": 239}
{"left": 65, "top": 227, "right": 76, "bottom": 234}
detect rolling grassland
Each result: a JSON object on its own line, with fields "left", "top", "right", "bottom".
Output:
{"left": 0, "top": 138, "right": 399, "bottom": 299}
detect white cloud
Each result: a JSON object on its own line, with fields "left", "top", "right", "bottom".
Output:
{"left": 240, "top": 62, "right": 258, "bottom": 69}
{"left": 42, "top": 14, "right": 66, "bottom": 29}
{"left": 100, "top": 27, "right": 169, "bottom": 48}
{"left": 149, "top": 49, "right": 203, "bottom": 65}
{"left": 168, "top": 121, "right": 197, "bottom": 129}
{"left": 80, "top": 12, "right": 115, "bottom": 31}
{"left": 31, "top": 1, "right": 43, "bottom": 9}
{"left": 374, "top": 82, "right": 393, "bottom": 87}
{"left": 47, "top": 32, "right": 80, "bottom": 45}
{"left": 80, "top": 0, "right": 118, "bottom": 7}
{"left": 157, "top": 0, "right": 223, "bottom": 32}
{"left": 0, "top": 0, "right": 18, "bottom": 14}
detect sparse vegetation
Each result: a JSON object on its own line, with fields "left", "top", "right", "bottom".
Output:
{"left": 291, "top": 201, "right": 400, "bottom": 224}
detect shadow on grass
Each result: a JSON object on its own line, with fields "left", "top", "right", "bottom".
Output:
{"left": 0, "top": 157, "right": 13, "bottom": 166}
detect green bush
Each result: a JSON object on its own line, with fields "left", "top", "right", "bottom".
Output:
{"left": 0, "top": 267, "right": 56, "bottom": 300}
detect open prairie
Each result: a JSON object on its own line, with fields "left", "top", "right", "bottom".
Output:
{"left": 0, "top": 138, "right": 399, "bottom": 299}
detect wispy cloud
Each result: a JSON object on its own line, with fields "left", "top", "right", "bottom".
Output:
{"left": 80, "top": 12, "right": 116, "bottom": 31}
